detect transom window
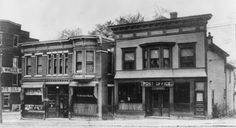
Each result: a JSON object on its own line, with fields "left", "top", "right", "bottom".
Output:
{"left": 143, "top": 46, "right": 171, "bottom": 69}
{"left": 122, "top": 48, "right": 136, "bottom": 70}
{"left": 179, "top": 43, "right": 195, "bottom": 68}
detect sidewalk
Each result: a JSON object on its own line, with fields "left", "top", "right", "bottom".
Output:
{"left": 1, "top": 112, "right": 236, "bottom": 128}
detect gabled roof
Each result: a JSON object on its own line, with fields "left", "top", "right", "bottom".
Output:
{"left": 208, "top": 43, "right": 229, "bottom": 58}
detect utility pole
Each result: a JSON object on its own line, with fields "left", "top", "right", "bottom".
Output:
{"left": 0, "top": 67, "right": 2, "bottom": 123}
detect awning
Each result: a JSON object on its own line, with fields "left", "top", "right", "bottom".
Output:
{"left": 115, "top": 68, "right": 207, "bottom": 79}
{"left": 22, "top": 82, "right": 44, "bottom": 88}
{"left": 45, "top": 81, "right": 70, "bottom": 85}
{"left": 69, "top": 81, "right": 98, "bottom": 87}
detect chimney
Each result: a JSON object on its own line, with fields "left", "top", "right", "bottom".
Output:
{"left": 170, "top": 12, "right": 178, "bottom": 19}
{"left": 207, "top": 32, "right": 213, "bottom": 45}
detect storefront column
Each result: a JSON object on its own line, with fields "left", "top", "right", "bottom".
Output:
{"left": 20, "top": 88, "right": 24, "bottom": 119}
{"left": 98, "top": 82, "right": 102, "bottom": 119}
{"left": 190, "top": 81, "right": 194, "bottom": 113}
{"left": 169, "top": 87, "right": 174, "bottom": 113}
{"left": 68, "top": 87, "right": 73, "bottom": 119}
{"left": 142, "top": 86, "right": 145, "bottom": 112}
{"left": 114, "top": 81, "right": 118, "bottom": 110}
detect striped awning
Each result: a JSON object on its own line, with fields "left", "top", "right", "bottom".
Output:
{"left": 22, "top": 82, "right": 44, "bottom": 88}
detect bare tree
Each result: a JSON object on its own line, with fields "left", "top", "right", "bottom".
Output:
{"left": 89, "top": 12, "right": 145, "bottom": 37}
{"left": 115, "top": 12, "right": 145, "bottom": 24}
{"left": 89, "top": 20, "right": 115, "bottom": 37}
{"left": 153, "top": 6, "right": 170, "bottom": 20}
{"left": 57, "top": 27, "right": 82, "bottom": 39}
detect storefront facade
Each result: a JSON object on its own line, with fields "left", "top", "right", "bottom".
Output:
{"left": 109, "top": 13, "right": 222, "bottom": 118}
{"left": 20, "top": 35, "right": 114, "bottom": 119}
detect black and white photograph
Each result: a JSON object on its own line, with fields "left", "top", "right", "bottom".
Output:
{"left": 0, "top": 0, "right": 236, "bottom": 127}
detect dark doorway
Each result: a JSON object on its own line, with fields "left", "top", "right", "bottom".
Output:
{"left": 152, "top": 88, "right": 169, "bottom": 116}
{"left": 46, "top": 85, "right": 68, "bottom": 118}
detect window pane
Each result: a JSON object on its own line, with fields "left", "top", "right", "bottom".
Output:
{"left": 48, "top": 55, "right": 52, "bottom": 74}
{"left": 53, "top": 54, "right": 57, "bottom": 74}
{"left": 125, "top": 52, "right": 134, "bottom": 61}
{"left": 13, "top": 57, "right": 18, "bottom": 68}
{"left": 181, "top": 48, "right": 193, "bottom": 57}
{"left": 64, "top": 53, "right": 68, "bottom": 74}
{"left": 76, "top": 51, "right": 82, "bottom": 62}
{"left": 196, "top": 92, "right": 203, "bottom": 102}
{"left": 86, "top": 51, "right": 94, "bottom": 61}
{"left": 195, "top": 82, "right": 204, "bottom": 91}
{"left": 86, "top": 63, "right": 94, "bottom": 73}
{"left": 118, "top": 83, "right": 142, "bottom": 103}
{"left": 163, "top": 49, "right": 169, "bottom": 58}
{"left": 37, "top": 56, "right": 43, "bottom": 65}
{"left": 150, "top": 49, "right": 159, "bottom": 58}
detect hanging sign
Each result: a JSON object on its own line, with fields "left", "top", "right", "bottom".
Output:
{"left": 2, "top": 87, "right": 21, "bottom": 92}
{"left": 142, "top": 81, "right": 174, "bottom": 87}
{"left": 0, "top": 67, "right": 22, "bottom": 73}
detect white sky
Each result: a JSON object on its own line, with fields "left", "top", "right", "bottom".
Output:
{"left": 0, "top": 0, "right": 236, "bottom": 60}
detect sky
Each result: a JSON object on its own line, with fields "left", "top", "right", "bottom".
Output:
{"left": 0, "top": 0, "right": 236, "bottom": 60}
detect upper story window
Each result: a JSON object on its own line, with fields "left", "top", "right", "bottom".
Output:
{"left": 86, "top": 51, "right": 94, "bottom": 73}
{"left": 122, "top": 48, "right": 136, "bottom": 70}
{"left": 13, "top": 35, "right": 19, "bottom": 47}
{"left": 13, "top": 57, "right": 18, "bottom": 68}
{"left": 48, "top": 54, "right": 52, "bottom": 74}
{"left": 59, "top": 53, "right": 63, "bottom": 74}
{"left": 76, "top": 51, "right": 83, "bottom": 72}
{"left": 36, "top": 55, "right": 43, "bottom": 75}
{"left": 47, "top": 52, "right": 69, "bottom": 75}
{"left": 0, "top": 33, "right": 3, "bottom": 45}
{"left": 179, "top": 43, "right": 195, "bottom": 68}
{"left": 64, "top": 53, "right": 68, "bottom": 74}
{"left": 25, "top": 56, "right": 31, "bottom": 75}
{"left": 143, "top": 46, "right": 171, "bottom": 69}
{"left": 53, "top": 54, "right": 57, "bottom": 74}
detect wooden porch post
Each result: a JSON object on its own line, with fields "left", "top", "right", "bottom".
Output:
{"left": 142, "top": 86, "right": 146, "bottom": 114}
{"left": 114, "top": 81, "right": 118, "bottom": 111}
{"left": 169, "top": 87, "right": 174, "bottom": 114}
{"left": 68, "top": 86, "right": 73, "bottom": 119}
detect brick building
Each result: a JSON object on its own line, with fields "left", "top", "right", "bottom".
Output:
{"left": 20, "top": 35, "right": 114, "bottom": 119}
{"left": 109, "top": 12, "right": 231, "bottom": 118}
{"left": 0, "top": 20, "right": 37, "bottom": 111}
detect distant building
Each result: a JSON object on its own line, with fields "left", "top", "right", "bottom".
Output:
{"left": 0, "top": 20, "right": 37, "bottom": 111}
{"left": 225, "top": 63, "right": 235, "bottom": 114}
{"left": 20, "top": 35, "right": 114, "bottom": 119}
{"left": 109, "top": 12, "right": 232, "bottom": 118}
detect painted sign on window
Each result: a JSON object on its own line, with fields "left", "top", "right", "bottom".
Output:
{"left": 142, "top": 81, "right": 174, "bottom": 87}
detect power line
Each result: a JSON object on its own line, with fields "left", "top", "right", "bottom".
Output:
{"left": 208, "top": 24, "right": 235, "bottom": 29}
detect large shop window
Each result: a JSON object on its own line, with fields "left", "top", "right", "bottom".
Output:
{"left": 76, "top": 51, "right": 82, "bottom": 72}
{"left": 174, "top": 82, "right": 190, "bottom": 112}
{"left": 24, "top": 88, "right": 43, "bottom": 111}
{"left": 73, "top": 87, "right": 97, "bottom": 104}
{"left": 122, "top": 48, "right": 136, "bottom": 70}
{"left": 36, "top": 55, "right": 43, "bottom": 75}
{"left": 25, "top": 56, "right": 32, "bottom": 75}
{"left": 118, "top": 83, "right": 142, "bottom": 103}
{"left": 143, "top": 46, "right": 171, "bottom": 69}
{"left": 86, "top": 51, "right": 94, "bottom": 73}
{"left": 179, "top": 43, "right": 195, "bottom": 68}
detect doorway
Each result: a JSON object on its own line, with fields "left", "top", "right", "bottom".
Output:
{"left": 46, "top": 85, "right": 68, "bottom": 118}
{"left": 152, "top": 88, "right": 169, "bottom": 116}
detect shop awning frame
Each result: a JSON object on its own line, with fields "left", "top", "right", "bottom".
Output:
{"left": 22, "top": 82, "right": 44, "bottom": 88}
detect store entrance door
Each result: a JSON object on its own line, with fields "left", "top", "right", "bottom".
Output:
{"left": 152, "top": 88, "right": 169, "bottom": 116}
{"left": 46, "top": 85, "right": 68, "bottom": 118}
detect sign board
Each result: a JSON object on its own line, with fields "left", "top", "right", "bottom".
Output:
{"left": 2, "top": 87, "right": 21, "bottom": 93}
{"left": 0, "top": 67, "right": 22, "bottom": 73}
{"left": 142, "top": 81, "right": 174, "bottom": 87}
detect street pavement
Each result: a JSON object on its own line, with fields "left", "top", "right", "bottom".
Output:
{"left": 1, "top": 112, "right": 236, "bottom": 128}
